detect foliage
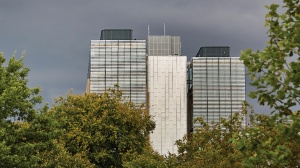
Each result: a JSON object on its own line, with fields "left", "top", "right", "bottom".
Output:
{"left": 122, "top": 149, "right": 167, "bottom": 168}
{"left": 46, "top": 89, "right": 155, "bottom": 167}
{"left": 0, "top": 51, "right": 156, "bottom": 167}
{"left": 0, "top": 121, "right": 39, "bottom": 167}
{"left": 240, "top": 0, "right": 300, "bottom": 116}
{"left": 172, "top": 111, "right": 245, "bottom": 168}
{"left": 37, "top": 139, "right": 94, "bottom": 167}
{"left": 0, "top": 52, "right": 42, "bottom": 121}
{"left": 237, "top": 0, "right": 300, "bottom": 166}
{"left": 170, "top": 104, "right": 300, "bottom": 167}
{"left": 0, "top": 52, "right": 43, "bottom": 167}
{"left": 0, "top": 52, "right": 95, "bottom": 167}
{"left": 26, "top": 109, "right": 94, "bottom": 167}
{"left": 232, "top": 109, "right": 300, "bottom": 167}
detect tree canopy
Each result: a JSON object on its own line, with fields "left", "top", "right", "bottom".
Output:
{"left": 0, "top": 52, "right": 42, "bottom": 122}
{"left": 0, "top": 52, "right": 156, "bottom": 167}
{"left": 45, "top": 89, "right": 155, "bottom": 167}
{"left": 0, "top": 52, "right": 43, "bottom": 167}
{"left": 240, "top": 0, "right": 300, "bottom": 116}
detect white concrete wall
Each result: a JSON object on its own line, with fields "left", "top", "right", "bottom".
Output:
{"left": 147, "top": 56, "right": 187, "bottom": 155}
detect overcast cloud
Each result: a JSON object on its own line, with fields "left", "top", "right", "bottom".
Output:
{"left": 0, "top": 0, "right": 282, "bottom": 113}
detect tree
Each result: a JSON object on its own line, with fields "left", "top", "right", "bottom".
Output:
{"left": 0, "top": 52, "right": 43, "bottom": 167}
{"left": 232, "top": 111, "right": 300, "bottom": 167}
{"left": 0, "top": 52, "right": 95, "bottom": 167}
{"left": 23, "top": 108, "right": 94, "bottom": 167}
{"left": 0, "top": 51, "right": 42, "bottom": 122}
{"left": 240, "top": 0, "right": 300, "bottom": 116}
{"left": 172, "top": 112, "right": 245, "bottom": 168}
{"left": 122, "top": 149, "right": 167, "bottom": 168}
{"left": 236, "top": 0, "right": 300, "bottom": 166}
{"left": 171, "top": 105, "right": 300, "bottom": 167}
{"left": 0, "top": 52, "right": 156, "bottom": 167}
{"left": 46, "top": 89, "right": 155, "bottom": 167}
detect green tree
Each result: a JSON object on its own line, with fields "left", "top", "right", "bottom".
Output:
{"left": 236, "top": 0, "right": 300, "bottom": 166}
{"left": 0, "top": 52, "right": 90, "bottom": 167}
{"left": 0, "top": 52, "right": 43, "bottom": 167}
{"left": 232, "top": 111, "right": 300, "bottom": 167}
{"left": 23, "top": 109, "right": 94, "bottom": 167}
{"left": 0, "top": 51, "right": 42, "bottom": 122}
{"left": 0, "top": 52, "right": 156, "bottom": 167}
{"left": 172, "top": 112, "right": 245, "bottom": 168}
{"left": 46, "top": 89, "right": 155, "bottom": 167}
{"left": 240, "top": 0, "right": 300, "bottom": 116}
{"left": 122, "top": 149, "right": 167, "bottom": 168}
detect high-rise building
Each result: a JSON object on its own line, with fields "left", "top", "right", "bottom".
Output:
{"left": 87, "top": 29, "right": 147, "bottom": 105}
{"left": 147, "top": 35, "right": 187, "bottom": 155}
{"left": 188, "top": 47, "right": 245, "bottom": 130}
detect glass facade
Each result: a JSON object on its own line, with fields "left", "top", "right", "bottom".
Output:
{"left": 147, "top": 36, "right": 181, "bottom": 56}
{"left": 89, "top": 40, "right": 146, "bottom": 105}
{"left": 190, "top": 57, "right": 245, "bottom": 128}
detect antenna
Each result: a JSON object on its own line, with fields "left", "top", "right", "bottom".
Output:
{"left": 163, "top": 23, "right": 166, "bottom": 36}
{"left": 148, "top": 25, "right": 150, "bottom": 36}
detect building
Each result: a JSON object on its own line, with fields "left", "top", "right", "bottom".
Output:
{"left": 147, "top": 35, "right": 187, "bottom": 155}
{"left": 188, "top": 47, "right": 245, "bottom": 130}
{"left": 87, "top": 29, "right": 147, "bottom": 105}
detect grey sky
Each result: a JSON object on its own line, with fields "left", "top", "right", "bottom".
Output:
{"left": 0, "top": 0, "right": 282, "bottom": 113}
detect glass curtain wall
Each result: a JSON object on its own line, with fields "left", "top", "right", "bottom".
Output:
{"left": 89, "top": 40, "right": 146, "bottom": 105}
{"left": 191, "top": 57, "right": 245, "bottom": 128}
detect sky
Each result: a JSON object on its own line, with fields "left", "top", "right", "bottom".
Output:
{"left": 0, "top": 0, "right": 282, "bottom": 113}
